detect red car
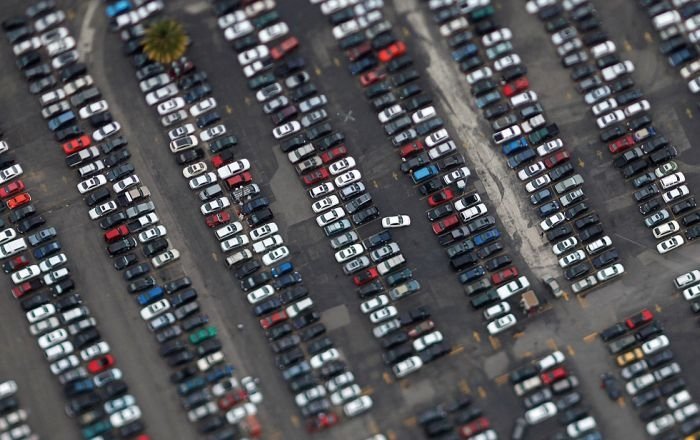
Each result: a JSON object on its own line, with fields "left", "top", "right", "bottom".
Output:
{"left": 270, "top": 36, "right": 299, "bottom": 60}
{"left": 320, "top": 144, "right": 348, "bottom": 164}
{"left": 11, "top": 279, "right": 42, "bottom": 299}
{"left": 6, "top": 193, "right": 31, "bottom": 210}
{"left": 104, "top": 224, "right": 129, "bottom": 243}
{"left": 408, "top": 320, "right": 435, "bottom": 339}
{"left": 307, "top": 412, "right": 339, "bottom": 433}
{"left": 87, "top": 354, "right": 115, "bottom": 374}
{"left": 206, "top": 212, "right": 231, "bottom": 228}
{"left": 608, "top": 135, "right": 635, "bottom": 154}
{"left": 4, "top": 255, "right": 30, "bottom": 274}
{"left": 346, "top": 41, "right": 372, "bottom": 62}
{"left": 360, "top": 69, "right": 385, "bottom": 87}
{"left": 353, "top": 267, "right": 379, "bottom": 286}
{"left": 491, "top": 266, "right": 518, "bottom": 285}
{"left": 259, "top": 310, "right": 288, "bottom": 329}
{"left": 459, "top": 417, "right": 490, "bottom": 438}
{"left": 502, "top": 77, "right": 529, "bottom": 97}
{"left": 399, "top": 141, "right": 424, "bottom": 159}
{"left": 431, "top": 214, "right": 459, "bottom": 234}
{"left": 541, "top": 366, "right": 567, "bottom": 384}
{"left": 302, "top": 168, "right": 330, "bottom": 186}
{"left": 62, "top": 135, "right": 91, "bottom": 155}
{"left": 427, "top": 188, "right": 454, "bottom": 207}
{"left": 225, "top": 172, "right": 253, "bottom": 190}
{"left": 625, "top": 309, "right": 653, "bottom": 329}
{"left": 544, "top": 150, "right": 570, "bottom": 169}
{"left": 378, "top": 41, "right": 407, "bottom": 63}
{"left": 212, "top": 150, "right": 235, "bottom": 169}
{"left": 0, "top": 180, "right": 25, "bottom": 199}
{"left": 217, "top": 389, "right": 248, "bottom": 411}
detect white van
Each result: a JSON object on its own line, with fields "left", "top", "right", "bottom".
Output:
{"left": 660, "top": 172, "right": 685, "bottom": 190}
{"left": 0, "top": 238, "right": 27, "bottom": 259}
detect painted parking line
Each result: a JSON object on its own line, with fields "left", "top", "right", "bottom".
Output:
{"left": 387, "top": 430, "right": 397, "bottom": 440}
{"left": 225, "top": 105, "right": 232, "bottom": 114}
{"left": 489, "top": 335, "right": 501, "bottom": 351}
{"left": 367, "top": 419, "right": 380, "bottom": 434}
{"left": 211, "top": 252, "right": 218, "bottom": 262}
{"left": 617, "top": 397, "right": 626, "bottom": 408}
{"left": 583, "top": 332, "right": 598, "bottom": 343}
{"left": 333, "top": 57, "right": 340, "bottom": 67}
{"left": 402, "top": 27, "right": 411, "bottom": 37}
{"left": 520, "top": 351, "right": 533, "bottom": 359}
{"left": 290, "top": 415, "right": 300, "bottom": 428}
{"left": 644, "top": 32, "right": 653, "bottom": 43}
{"left": 655, "top": 304, "right": 662, "bottom": 312}
{"left": 363, "top": 386, "right": 375, "bottom": 396}
{"left": 622, "top": 39, "right": 632, "bottom": 51}
{"left": 314, "top": 66, "right": 322, "bottom": 76}
{"left": 402, "top": 417, "right": 416, "bottom": 427}
{"left": 382, "top": 372, "right": 394, "bottom": 385}
{"left": 546, "top": 338, "right": 558, "bottom": 351}
{"left": 577, "top": 294, "right": 589, "bottom": 309}
{"left": 513, "top": 331, "right": 525, "bottom": 339}
{"left": 472, "top": 331, "right": 481, "bottom": 343}
{"left": 686, "top": 108, "right": 693, "bottom": 119}
{"left": 459, "top": 379, "right": 471, "bottom": 395}
{"left": 477, "top": 386, "right": 487, "bottom": 399}
{"left": 567, "top": 345, "right": 576, "bottom": 357}
{"left": 450, "top": 344, "right": 464, "bottom": 356}
{"left": 495, "top": 374, "right": 509, "bottom": 385}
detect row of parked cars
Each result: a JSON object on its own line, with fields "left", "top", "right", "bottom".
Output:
{"left": 637, "top": 0, "right": 700, "bottom": 94}
{"left": 0, "top": 380, "right": 38, "bottom": 440}
{"left": 507, "top": 350, "right": 599, "bottom": 439}
{"left": 673, "top": 268, "right": 700, "bottom": 311}
{"left": 528, "top": 0, "right": 700, "bottom": 251}
{"left": 2, "top": 4, "right": 155, "bottom": 436}
{"left": 413, "top": 393, "right": 498, "bottom": 439}
{"left": 427, "top": 0, "right": 626, "bottom": 298}
{"left": 599, "top": 309, "right": 700, "bottom": 437}
{"left": 303, "top": 0, "right": 462, "bottom": 378}
{"left": 105, "top": 1, "right": 279, "bottom": 438}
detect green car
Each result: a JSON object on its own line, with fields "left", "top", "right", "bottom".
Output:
{"left": 82, "top": 420, "right": 111, "bottom": 439}
{"left": 189, "top": 326, "right": 217, "bottom": 345}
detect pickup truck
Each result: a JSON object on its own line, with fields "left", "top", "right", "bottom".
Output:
{"left": 118, "top": 185, "right": 151, "bottom": 207}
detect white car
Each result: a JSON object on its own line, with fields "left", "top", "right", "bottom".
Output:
{"left": 439, "top": 17, "right": 468, "bottom": 37}
{"left": 26, "top": 304, "right": 56, "bottom": 324}
{"left": 13, "top": 36, "right": 41, "bottom": 56}
{"left": 443, "top": 166, "right": 470, "bottom": 185}
{"left": 482, "top": 27, "right": 512, "bottom": 46}
{"left": 273, "top": 121, "right": 301, "bottom": 139}
{"left": 642, "top": 335, "right": 670, "bottom": 355}
{"left": 326, "top": 372, "right": 355, "bottom": 393}
{"left": 601, "top": 60, "right": 634, "bottom": 81}
{"left": 429, "top": 141, "right": 456, "bottom": 160}
{"left": 88, "top": 201, "right": 118, "bottom": 220}
{"left": 169, "top": 123, "right": 196, "bottom": 141}
{"left": 8, "top": 263, "right": 36, "bottom": 285}
{"left": 247, "top": 285, "right": 275, "bottom": 304}
{"left": 224, "top": 20, "right": 254, "bottom": 41}
{"left": 536, "top": 138, "right": 564, "bottom": 156}
{"left": 540, "top": 212, "right": 566, "bottom": 232}
{"left": 157, "top": 97, "right": 185, "bottom": 116}
{"left": 310, "top": 348, "right": 340, "bottom": 369}
{"left": 262, "top": 246, "right": 289, "bottom": 266}
{"left": 79, "top": 100, "right": 108, "bottom": 119}
{"left": 525, "top": 175, "right": 551, "bottom": 193}
{"left": 113, "top": 175, "right": 140, "bottom": 193}
{"left": 311, "top": 195, "right": 340, "bottom": 213}
{"left": 225, "top": 402, "right": 257, "bottom": 425}
{"left": 200, "top": 124, "right": 226, "bottom": 142}
{"left": 43, "top": 267, "right": 69, "bottom": 286}
{"left": 674, "top": 403, "right": 698, "bottom": 423}
{"left": 525, "top": 0, "right": 556, "bottom": 14}
{"left": 250, "top": 222, "right": 279, "bottom": 241}
{"left": 316, "top": 207, "right": 345, "bottom": 227}
{"left": 50, "top": 354, "right": 78, "bottom": 375}
{"left": 110, "top": 406, "right": 142, "bottom": 428}
{"left": 200, "top": 197, "right": 231, "bottom": 215}
{"left": 183, "top": 162, "right": 207, "bottom": 178}
{"left": 218, "top": 10, "right": 246, "bottom": 29}
{"left": 190, "top": 97, "right": 217, "bottom": 117}
{"left": 413, "top": 331, "right": 443, "bottom": 351}
{"left": 139, "top": 299, "right": 170, "bottom": 321}
{"left": 39, "top": 253, "right": 67, "bottom": 272}
{"left": 344, "top": 395, "right": 373, "bottom": 417}
{"left": 145, "top": 83, "right": 178, "bottom": 106}
{"left": 215, "top": 222, "right": 243, "bottom": 241}
{"left": 653, "top": 220, "right": 679, "bottom": 239}
{"left": 332, "top": 19, "right": 359, "bottom": 40}
{"left": 538, "top": 350, "right": 565, "bottom": 371}
{"left": 138, "top": 226, "right": 167, "bottom": 243}
{"left": 330, "top": 384, "right": 361, "bottom": 406}
{"left": 335, "top": 244, "right": 363, "bottom": 263}
{"left": 369, "top": 306, "right": 398, "bottom": 324}
{"left": 510, "top": 91, "right": 537, "bottom": 107}
{"left": 360, "top": 295, "right": 389, "bottom": 314}
{"left": 221, "top": 235, "right": 250, "bottom": 253}
{"left": 586, "top": 236, "right": 612, "bottom": 255}
{"left": 646, "top": 414, "right": 675, "bottom": 436}
{"left": 494, "top": 54, "right": 521, "bottom": 71}
{"left": 259, "top": 22, "right": 289, "bottom": 43}
{"left": 80, "top": 341, "right": 110, "bottom": 361}
{"left": 425, "top": 128, "right": 449, "bottom": 147}
{"left": 189, "top": 172, "right": 217, "bottom": 190}
{"left": 623, "top": 100, "right": 650, "bottom": 117}
{"left": 295, "top": 385, "right": 326, "bottom": 407}
{"left": 393, "top": 356, "right": 423, "bottom": 378}
{"left": 381, "top": 215, "right": 410, "bottom": 228}
{"left": 657, "top": 235, "right": 684, "bottom": 254}
{"left": 411, "top": 106, "right": 436, "bottom": 124}
{"left": 591, "top": 99, "right": 618, "bottom": 117}
{"left": 662, "top": 186, "right": 689, "bottom": 203}
{"left": 483, "top": 302, "right": 511, "bottom": 320}
{"left": 674, "top": 270, "right": 700, "bottom": 290}
{"left": 558, "top": 250, "right": 586, "bottom": 268}
{"left": 378, "top": 105, "right": 405, "bottom": 123}
{"left": 517, "top": 162, "right": 546, "bottom": 181}
{"left": 668, "top": 390, "right": 692, "bottom": 410}
{"left": 487, "top": 314, "right": 517, "bottom": 335}
{"left": 238, "top": 45, "right": 269, "bottom": 65}
{"left": 466, "top": 67, "right": 492, "bottom": 85}
{"left": 92, "top": 122, "right": 121, "bottom": 142}
{"left": 596, "top": 110, "right": 625, "bottom": 129}
{"left": 595, "top": 263, "right": 624, "bottom": 281}
{"left": 0, "top": 165, "right": 23, "bottom": 184}
{"left": 334, "top": 170, "right": 361, "bottom": 187}
{"left": 34, "top": 10, "right": 65, "bottom": 33}
{"left": 308, "top": 182, "right": 335, "bottom": 199}
{"left": 252, "top": 235, "right": 283, "bottom": 254}
{"left": 525, "top": 402, "right": 557, "bottom": 425}
{"left": 37, "top": 328, "right": 68, "bottom": 350}
{"left": 328, "top": 157, "right": 356, "bottom": 175}
{"left": 152, "top": 249, "right": 180, "bottom": 268}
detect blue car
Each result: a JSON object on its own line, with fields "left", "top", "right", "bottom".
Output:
{"left": 177, "top": 376, "right": 206, "bottom": 397}
{"left": 206, "top": 364, "right": 234, "bottom": 384}
{"left": 502, "top": 137, "right": 528, "bottom": 156}
{"left": 451, "top": 43, "right": 478, "bottom": 62}
{"left": 271, "top": 261, "right": 293, "bottom": 278}
{"left": 136, "top": 286, "right": 164, "bottom": 306}
{"left": 349, "top": 56, "right": 378, "bottom": 76}
{"left": 458, "top": 265, "right": 485, "bottom": 284}
{"left": 473, "top": 228, "right": 501, "bottom": 246}
{"left": 33, "top": 241, "right": 61, "bottom": 259}
{"left": 411, "top": 165, "right": 439, "bottom": 184}
{"left": 106, "top": 0, "right": 131, "bottom": 18}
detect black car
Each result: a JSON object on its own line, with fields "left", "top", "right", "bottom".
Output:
{"left": 9, "top": 205, "right": 35, "bottom": 223}
{"left": 107, "top": 237, "right": 137, "bottom": 256}
{"left": 672, "top": 197, "right": 696, "bottom": 215}
{"left": 564, "top": 262, "right": 591, "bottom": 280}
{"left": 592, "top": 249, "right": 619, "bottom": 269}
{"left": 545, "top": 224, "right": 572, "bottom": 242}
{"left": 267, "top": 323, "right": 294, "bottom": 341}
{"left": 357, "top": 280, "right": 384, "bottom": 298}
{"left": 381, "top": 331, "right": 408, "bottom": 350}
{"left": 181, "top": 314, "right": 209, "bottom": 332}
{"left": 113, "top": 253, "right": 137, "bottom": 270}
{"left": 427, "top": 205, "right": 453, "bottom": 222}
{"left": 405, "top": 95, "right": 434, "bottom": 113}
{"left": 20, "top": 293, "right": 50, "bottom": 312}
{"left": 143, "top": 238, "right": 168, "bottom": 258}
{"left": 398, "top": 306, "right": 430, "bottom": 327}
{"left": 565, "top": 202, "right": 589, "bottom": 220}
{"left": 352, "top": 206, "right": 380, "bottom": 225}
{"left": 128, "top": 276, "right": 156, "bottom": 293}
{"left": 292, "top": 311, "right": 320, "bottom": 329}
{"left": 124, "top": 263, "right": 150, "bottom": 281}
{"left": 485, "top": 255, "right": 512, "bottom": 272}
{"left": 276, "top": 347, "right": 304, "bottom": 369}
{"left": 163, "top": 276, "right": 192, "bottom": 295}
{"left": 300, "top": 323, "right": 326, "bottom": 342}
{"left": 170, "top": 289, "right": 198, "bottom": 308}
{"left": 382, "top": 345, "right": 413, "bottom": 365}
{"left": 271, "top": 334, "right": 301, "bottom": 354}
{"left": 209, "top": 135, "right": 237, "bottom": 153}
{"left": 241, "top": 272, "right": 271, "bottom": 291}
{"left": 279, "top": 286, "right": 308, "bottom": 305}
{"left": 235, "top": 260, "right": 260, "bottom": 280}
{"left": 419, "top": 342, "right": 451, "bottom": 363}
{"left": 156, "top": 325, "right": 182, "bottom": 344}
{"left": 84, "top": 187, "right": 110, "bottom": 207}
{"left": 196, "top": 111, "right": 221, "bottom": 129}
{"left": 273, "top": 272, "right": 302, "bottom": 290}
{"left": 579, "top": 224, "right": 604, "bottom": 242}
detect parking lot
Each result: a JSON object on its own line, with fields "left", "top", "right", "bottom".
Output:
{"left": 0, "top": 0, "right": 699, "bottom": 439}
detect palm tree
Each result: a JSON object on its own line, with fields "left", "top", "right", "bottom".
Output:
{"left": 142, "top": 19, "right": 188, "bottom": 65}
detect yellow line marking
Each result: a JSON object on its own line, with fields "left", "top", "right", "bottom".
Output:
{"left": 567, "top": 344, "right": 576, "bottom": 357}
{"left": 583, "top": 332, "right": 598, "bottom": 343}
{"left": 400, "top": 379, "right": 411, "bottom": 389}
{"left": 314, "top": 66, "right": 322, "bottom": 76}
{"left": 644, "top": 32, "right": 653, "bottom": 43}
{"left": 596, "top": 150, "right": 604, "bottom": 160}
{"left": 562, "top": 291, "right": 569, "bottom": 301}
{"left": 577, "top": 294, "right": 589, "bottom": 309}
{"left": 372, "top": 180, "right": 379, "bottom": 188}
{"left": 269, "top": 431, "right": 283, "bottom": 440}
{"left": 61, "top": 175, "right": 68, "bottom": 184}
{"left": 402, "top": 27, "right": 411, "bottom": 37}
{"left": 387, "top": 431, "right": 398, "bottom": 440}
{"left": 392, "top": 171, "right": 399, "bottom": 180}
{"left": 477, "top": 386, "right": 487, "bottom": 398}
{"left": 655, "top": 304, "right": 662, "bottom": 313}
{"left": 67, "top": 10, "right": 76, "bottom": 20}
{"left": 546, "top": 338, "right": 558, "bottom": 351}
{"left": 473, "top": 331, "right": 481, "bottom": 343}
{"left": 578, "top": 158, "right": 585, "bottom": 168}
{"left": 403, "top": 417, "right": 416, "bottom": 427}
{"left": 225, "top": 105, "right": 232, "bottom": 114}
{"left": 513, "top": 331, "right": 525, "bottom": 339}
{"left": 244, "top": 97, "right": 251, "bottom": 106}
{"left": 211, "top": 253, "right": 218, "bottom": 262}
{"left": 363, "top": 386, "right": 375, "bottom": 395}
{"left": 382, "top": 372, "right": 393, "bottom": 384}
{"left": 617, "top": 397, "right": 626, "bottom": 407}
{"left": 495, "top": 374, "right": 509, "bottom": 385}
{"left": 450, "top": 344, "right": 464, "bottom": 355}
{"left": 623, "top": 39, "right": 632, "bottom": 52}
{"left": 333, "top": 57, "right": 340, "bottom": 67}
{"left": 368, "top": 419, "right": 379, "bottom": 434}
{"left": 686, "top": 108, "right": 693, "bottom": 119}
{"left": 565, "top": 91, "right": 573, "bottom": 101}
{"left": 489, "top": 335, "right": 501, "bottom": 351}
{"left": 521, "top": 351, "right": 533, "bottom": 359}
{"left": 290, "top": 415, "right": 300, "bottom": 427}
{"left": 459, "top": 379, "right": 471, "bottom": 394}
